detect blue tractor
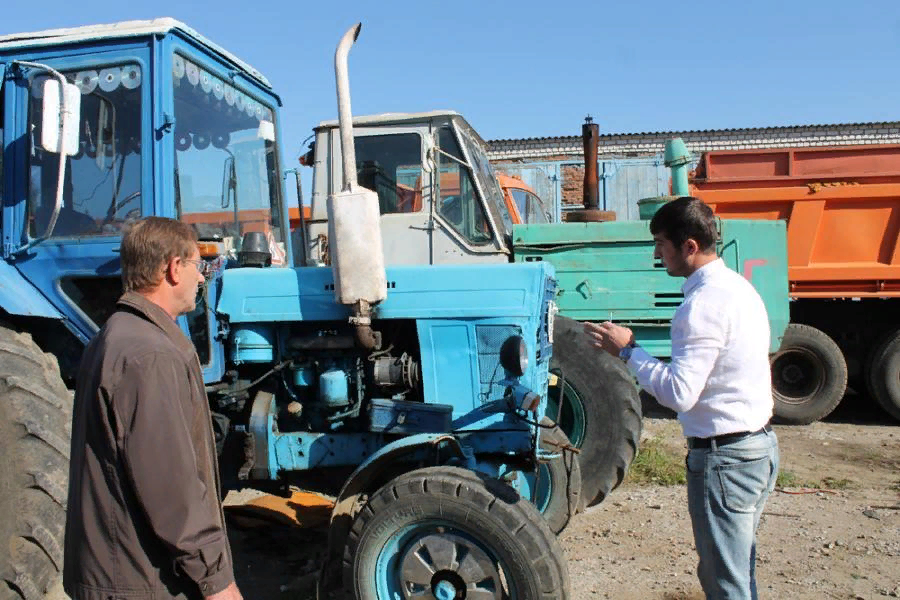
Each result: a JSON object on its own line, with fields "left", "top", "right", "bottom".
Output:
{"left": 0, "top": 20, "right": 572, "bottom": 599}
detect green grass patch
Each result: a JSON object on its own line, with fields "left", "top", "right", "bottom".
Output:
{"left": 776, "top": 469, "right": 800, "bottom": 488}
{"left": 777, "top": 470, "right": 855, "bottom": 490}
{"left": 626, "top": 438, "right": 686, "bottom": 486}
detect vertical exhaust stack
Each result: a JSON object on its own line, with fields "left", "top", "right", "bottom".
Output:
{"left": 327, "top": 22, "right": 387, "bottom": 350}
{"left": 582, "top": 116, "right": 600, "bottom": 211}
{"left": 565, "top": 115, "right": 616, "bottom": 223}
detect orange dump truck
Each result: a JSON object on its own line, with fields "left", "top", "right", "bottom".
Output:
{"left": 690, "top": 143, "right": 900, "bottom": 424}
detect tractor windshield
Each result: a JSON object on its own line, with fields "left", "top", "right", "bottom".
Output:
{"left": 172, "top": 54, "right": 286, "bottom": 264}
{"left": 452, "top": 117, "right": 514, "bottom": 240}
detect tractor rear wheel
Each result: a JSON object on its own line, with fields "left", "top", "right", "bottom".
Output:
{"left": 546, "top": 316, "right": 641, "bottom": 507}
{"left": 0, "top": 325, "right": 71, "bottom": 600}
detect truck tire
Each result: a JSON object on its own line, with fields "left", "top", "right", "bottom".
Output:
{"left": 343, "top": 466, "right": 569, "bottom": 600}
{"left": 866, "top": 329, "right": 900, "bottom": 421}
{"left": 770, "top": 323, "right": 846, "bottom": 425}
{"left": 0, "top": 326, "right": 71, "bottom": 600}
{"left": 531, "top": 417, "right": 581, "bottom": 535}
{"left": 546, "top": 316, "right": 641, "bottom": 507}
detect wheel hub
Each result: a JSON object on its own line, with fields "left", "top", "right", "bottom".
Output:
{"left": 398, "top": 531, "right": 502, "bottom": 599}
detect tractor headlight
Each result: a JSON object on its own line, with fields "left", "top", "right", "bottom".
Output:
{"left": 500, "top": 335, "right": 528, "bottom": 377}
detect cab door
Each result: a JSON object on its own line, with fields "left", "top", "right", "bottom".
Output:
{"left": 3, "top": 46, "right": 153, "bottom": 343}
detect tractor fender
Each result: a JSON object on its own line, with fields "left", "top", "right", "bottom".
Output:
{"left": 317, "top": 433, "right": 464, "bottom": 597}
{"left": 0, "top": 261, "right": 64, "bottom": 319}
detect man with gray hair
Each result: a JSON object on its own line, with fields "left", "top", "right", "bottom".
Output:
{"left": 64, "top": 217, "right": 242, "bottom": 600}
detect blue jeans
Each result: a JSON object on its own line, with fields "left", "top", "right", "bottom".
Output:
{"left": 686, "top": 428, "right": 779, "bottom": 600}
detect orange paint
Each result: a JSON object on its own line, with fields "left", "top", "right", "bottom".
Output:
{"left": 691, "top": 144, "right": 900, "bottom": 298}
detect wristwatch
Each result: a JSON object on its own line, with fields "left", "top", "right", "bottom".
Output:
{"left": 618, "top": 341, "right": 637, "bottom": 363}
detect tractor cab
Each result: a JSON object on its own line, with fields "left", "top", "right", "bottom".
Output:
{"left": 304, "top": 111, "right": 513, "bottom": 266}
{"left": 0, "top": 20, "right": 289, "bottom": 376}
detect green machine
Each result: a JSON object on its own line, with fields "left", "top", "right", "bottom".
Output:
{"left": 513, "top": 137, "right": 789, "bottom": 358}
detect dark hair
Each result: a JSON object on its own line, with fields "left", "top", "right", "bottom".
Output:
{"left": 121, "top": 217, "right": 198, "bottom": 292}
{"left": 649, "top": 196, "right": 717, "bottom": 253}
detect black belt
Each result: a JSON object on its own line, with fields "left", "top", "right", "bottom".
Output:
{"left": 687, "top": 425, "right": 772, "bottom": 449}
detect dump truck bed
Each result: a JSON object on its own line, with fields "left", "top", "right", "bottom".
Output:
{"left": 690, "top": 144, "right": 900, "bottom": 298}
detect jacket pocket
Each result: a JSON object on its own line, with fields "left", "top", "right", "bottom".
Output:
{"left": 715, "top": 456, "right": 771, "bottom": 513}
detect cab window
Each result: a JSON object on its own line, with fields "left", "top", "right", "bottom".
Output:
{"left": 27, "top": 64, "right": 143, "bottom": 237}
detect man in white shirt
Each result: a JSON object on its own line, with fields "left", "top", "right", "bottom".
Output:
{"left": 585, "top": 196, "right": 779, "bottom": 600}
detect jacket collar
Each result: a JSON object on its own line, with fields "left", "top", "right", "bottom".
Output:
{"left": 681, "top": 257, "right": 725, "bottom": 296}
{"left": 116, "top": 291, "right": 198, "bottom": 364}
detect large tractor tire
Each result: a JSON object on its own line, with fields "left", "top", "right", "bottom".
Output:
{"left": 866, "top": 328, "right": 900, "bottom": 421}
{"left": 770, "top": 323, "right": 847, "bottom": 425}
{"left": 0, "top": 326, "right": 72, "bottom": 600}
{"left": 546, "top": 316, "right": 641, "bottom": 508}
{"left": 343, "top": 466, "right": 569, "bottom": 600}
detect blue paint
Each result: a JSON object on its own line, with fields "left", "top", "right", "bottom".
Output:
{"left": 0, "top": 260, "right": 63, "bottom": 318}
{"left": 217, "top": 262, "right": 555, "bottom": 322}
{"left": 318, "top": 367, "right": 349, "bottom": 406}
{"left": 231, "top": 324, "right": 275, "bottom": 363}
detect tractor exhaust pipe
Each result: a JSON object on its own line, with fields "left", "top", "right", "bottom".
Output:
{"left": 582, "top": 116, "right": 600, "bottom": 211}
{"left": 565, "top": 115, "right": 615, "bottom": 223}
{"left": 329, "top": 22, "right": 386, "bottom": 350}
{"left": 336, "top": 23, "right": 361, "bottom": 193}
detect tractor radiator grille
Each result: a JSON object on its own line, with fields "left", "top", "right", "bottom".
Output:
{"left": 475, "top": 325, "right": 521, "bottom": 404}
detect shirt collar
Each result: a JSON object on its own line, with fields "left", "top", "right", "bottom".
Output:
{"left": 116, "top": 291, "right": 198, "bottom": 363}
{"left": 681, "top": 257, "right": 725, "bottom": 296}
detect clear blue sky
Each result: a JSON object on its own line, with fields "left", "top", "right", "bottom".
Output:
{"left": 4, "top": 0, "right": 899, "bottom": 201}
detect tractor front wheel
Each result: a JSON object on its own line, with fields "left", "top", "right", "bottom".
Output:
{"left": 343, "top": 466, "right": 570, "bottom": 599}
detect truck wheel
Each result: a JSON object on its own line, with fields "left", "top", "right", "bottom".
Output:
{"left": 770, "top": 323, "right": 846, "bottom": 425}
{"left": 866, "top": 329, "right": 900, "bottom": 421}
{"left": 0, "top": 326, "right": 71, "bottom": 600}
{"left": 546, "top": 316, "right": 641, "bottom": 507}
{"left": 515, "top": 417, "right": 581, "bottom": 535}
{"left": 343, "top": 466, "right": 569, "bottom": 600}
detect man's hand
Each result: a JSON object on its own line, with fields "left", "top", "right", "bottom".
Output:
{"left": 205, "top": 582, "right": 242, "bottom": 600}
{"left": 583, "top": 321, "right": 634, "bottom": 357}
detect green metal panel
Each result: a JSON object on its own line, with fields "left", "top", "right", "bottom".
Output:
{"left": 512, "top": 218, "right": 789, "bottom": 358}
{"left": 719, "top": 219, "right": 790, "bottom": 352}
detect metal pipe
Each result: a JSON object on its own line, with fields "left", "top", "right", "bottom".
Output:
{"left": 582, "top": 116, "right": 600, "bottom": 210}
{"left": 335, "top": 23, "right": 362, "bottom": 193}
{"left": 664, "top": 138, "right": 692, "bottom": 197}
{"left": 16, "top": 61, "right": 70, "bottom": 240}
{"left": 293, "top": 169, "right": 307, "bottom": 266}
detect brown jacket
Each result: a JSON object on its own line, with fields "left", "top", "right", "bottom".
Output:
{"left": 64, "top": 292, "right": 234, "bottom": 600}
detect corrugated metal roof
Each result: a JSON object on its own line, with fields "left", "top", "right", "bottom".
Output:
{"left": 0, "top": 18, "right": 271, "bottom": 89}
{"left": 487, "top": 121, "right": 900, "bottom": 145}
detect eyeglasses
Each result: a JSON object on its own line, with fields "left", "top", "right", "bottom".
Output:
{"left": 183, "top": 258, "right": 214, "bottom": 279}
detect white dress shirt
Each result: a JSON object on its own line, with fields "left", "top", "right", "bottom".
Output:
{"left": 627, "top": 258, "right": 774, "bottom": 438}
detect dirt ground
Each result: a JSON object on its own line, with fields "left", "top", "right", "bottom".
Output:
{"left": 215, "top": 391, "right": 899, "bottom": 600}
{"left": 561, "top": 392, "right": 900, "bottom": 600}
{"left": 47, "top": 391, "right": 897, "bottom": 600}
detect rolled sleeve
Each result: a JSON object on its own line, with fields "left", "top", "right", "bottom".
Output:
{"left": 116, "top": 352, "right": 234, "bottom": 593}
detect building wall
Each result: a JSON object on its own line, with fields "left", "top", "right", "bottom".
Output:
{"left": 488, "top": 121, "right": 900, "bottom": 220}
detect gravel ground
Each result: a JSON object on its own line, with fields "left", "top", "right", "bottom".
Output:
{"left": 48, "top": 395, "right": 899, "bottom": 599}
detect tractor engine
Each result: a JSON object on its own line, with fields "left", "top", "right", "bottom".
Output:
{"left": 223, "top": 321, "right": 427, "bottom": 435}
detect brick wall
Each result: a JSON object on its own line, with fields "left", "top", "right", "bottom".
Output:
{"left": 561, "top": 165, "right": 584, "bottom": 207}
